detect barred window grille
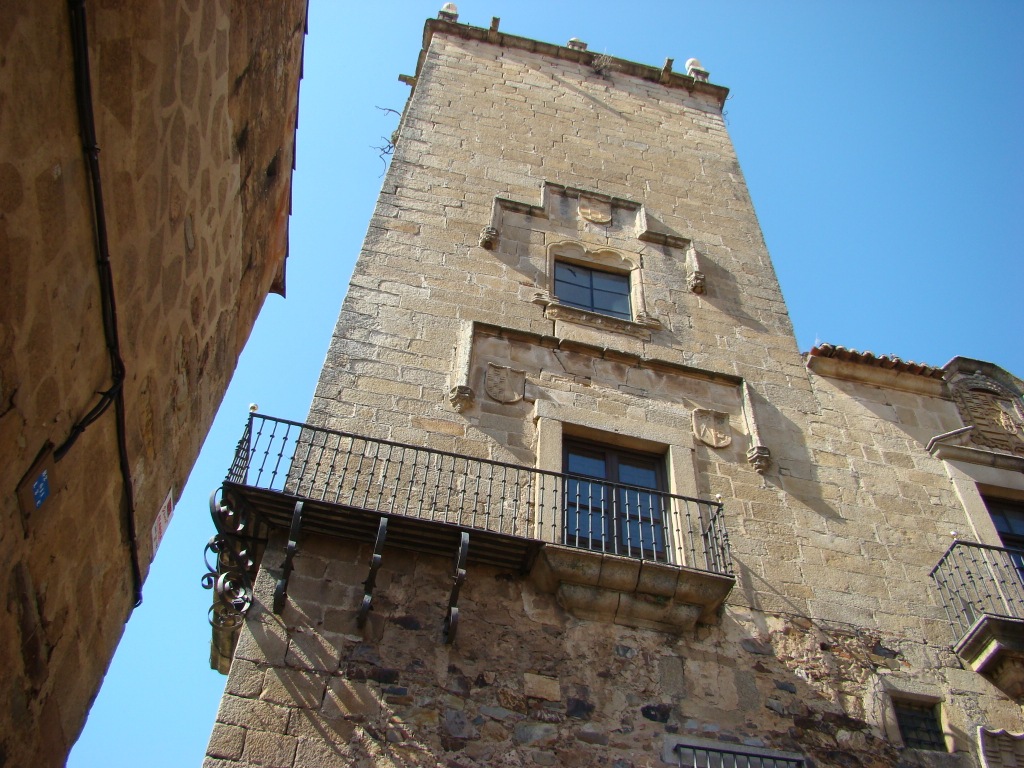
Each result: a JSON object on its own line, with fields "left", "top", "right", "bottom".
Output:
{"left": 893, "top": 700, "right": 946, "bottom": 751}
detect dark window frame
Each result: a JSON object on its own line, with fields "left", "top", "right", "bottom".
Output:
{"left": 562, "top": 439, "right": 667, "bottom": 560}
{"left": 553, "top": 260, "right": 632, "bottom": 321}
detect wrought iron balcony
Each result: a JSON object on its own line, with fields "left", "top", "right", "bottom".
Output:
{"left": 204, "top": 413, "right": 735, "bottom": 668}
{"left": 930, "top": 540, "right": 1024, "bottom": 701}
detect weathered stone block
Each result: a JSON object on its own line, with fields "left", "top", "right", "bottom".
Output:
{"left": 207, "top": 723, "right": 245, "bottom": 761}
{"left": 524, "top": 673, "right": 561, "bottom": 702}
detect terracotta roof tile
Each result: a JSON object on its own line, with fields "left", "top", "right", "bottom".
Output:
{"left": 807, "top": 344, "right": 944, "bottom": 379}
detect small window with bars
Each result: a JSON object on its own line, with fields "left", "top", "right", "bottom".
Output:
{"left": 893, "top": 699, "right": 946, "bottom": 751}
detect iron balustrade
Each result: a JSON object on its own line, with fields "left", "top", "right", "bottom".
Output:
{"left": 227, "top": 413, "right": 733, "bottom": 574}
{"left": 930, "top": 539, "right": 1024, "bottom": 641}
{"left": 670, "top": 739, "right": 805, "bottom": 768}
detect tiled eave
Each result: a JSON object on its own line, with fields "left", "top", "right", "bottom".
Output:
{"left": 806, "top": 344, "right": 946, "bottom": 396}
{"left": 417, "top": 19, "right": 730, "bottom": 110}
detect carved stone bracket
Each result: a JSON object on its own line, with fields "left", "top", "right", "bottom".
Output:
{"left": 448, "top": 321, "right": 475, "bottom": 412}
{"left": 741, "top": 382, "right": 770, "bottom": 474}
{"left": 478, "top": 226, "right": 498, "bottom": 249}
{"left": 746, "top": 445, "right": 771, "bottom": 474}
{"left": 687, "top": 271, "right": 706, "bottom": 294}
{"left": 685, "top": 245, "right": 705, "bottom": 294}
{"left": 449, "top": 385, "right": 474, "bottom": 412}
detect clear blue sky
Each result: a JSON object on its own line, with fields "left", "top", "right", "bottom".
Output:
{"left": 69, "top": 2, "right": 1023, "bottom": 765}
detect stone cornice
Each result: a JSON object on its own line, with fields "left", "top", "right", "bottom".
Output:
{"left": 417, "top": 19, "right": 730, "bottom": 110}
{"left": 806, "top": 354, "right": 947, "bottom": 397}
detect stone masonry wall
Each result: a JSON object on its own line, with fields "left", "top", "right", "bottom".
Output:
{"left": 0, "top": 2, "right": 305, "bottom": 764}
{"left": 208, "top": 21, "right": 1024, "bottom": 768}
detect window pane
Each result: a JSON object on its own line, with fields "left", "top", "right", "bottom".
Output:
{"left": 554, "top": 280, "right": 591, "bottom": 309}
{"left": 593, "top": 289, "right": 631, "bottom": 318}
{"left": 591, "top": 270, "right": 628, "bottom": 293}
{"left": 554, "top": 262, "right": 590, "bottom": 287}
{"left": 567, "top": 451, "right": 606, "bottom": 479}
{"left": 618, "top": 461, "right": 658, "bottom": 489}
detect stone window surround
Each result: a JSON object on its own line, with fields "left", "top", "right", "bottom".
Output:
{"left": 892, "top": 698, "right": 948, "bottom": 751}
{"left": 871, "top": 677, "right": 959, "bottom": 754}
{"left": 533, "top": 241, "right": 662, "bottom": 337}
{"left": 533, "top": 397, "right": 699, "bottom": 568}
{"left": 943, "top": 459, "right": 1024, "bottom": 550}
{"left": 884, "top": 693, "right": 954, "bottom": 753}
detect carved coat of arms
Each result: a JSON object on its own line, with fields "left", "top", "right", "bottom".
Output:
{"left": 578, "top": 197, "right": 612, "bottom": 224}
{"left": 692, "top": 409, "right": 731, "bottom": 448}
{"left": 484, "top": 363, "right": 525, "bottom": 404}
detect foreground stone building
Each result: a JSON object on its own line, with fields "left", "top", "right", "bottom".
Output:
{"left": 204, "top": 10, "right": 1024, "bottom": 768}
{"left": 0, "top": 2, "right": 306, "bottom": 764}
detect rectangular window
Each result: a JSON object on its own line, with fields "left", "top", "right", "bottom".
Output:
{"left": 985, "top": 497, "right": 1024, "bottom": 590}
{"left": 563, "top": 440, "right": 666, "bottom": 560}
{"left": 986, "top": 498, "right": 1024, "bottom": 551}
{"left": 893, "top": 699, "right": 946, "bottom": 751}
{"left": 554, "top": 261, "right": 631, "bottom": 320}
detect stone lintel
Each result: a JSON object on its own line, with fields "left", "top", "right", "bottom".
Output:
{"left": 420, "top": 20, "right": 730, "bottom": 110}
{"left": 530, "top": 544, "right": 734, "bottom": 631}
{"left": 954, "top": 615, "right": 1024, "bottom": 702}
{"left": 807, "top": 354, "right": 947, "bottom": 396}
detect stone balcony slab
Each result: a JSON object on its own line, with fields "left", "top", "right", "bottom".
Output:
{"left": 955, "top": 615, "right": 1024, "bottom": 703}
{"left": 530, "top": 544, "right": 734, "bottom": 632}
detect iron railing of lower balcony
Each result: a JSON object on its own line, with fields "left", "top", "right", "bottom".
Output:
{"left": 671, "top": 739, "right": 805, "bottom": 768}
{"left": 930, "top": 539, "right": 1024, "bottom": 640}
{"left": 227, "top": 414, "right": 732, "bottom": 574}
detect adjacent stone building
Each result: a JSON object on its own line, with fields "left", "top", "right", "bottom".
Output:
{"left": 203, "top": 10, "right": 1024, "bottom": 768}
{"left": 0, "top": 2, "right": 306, "bottom": 764}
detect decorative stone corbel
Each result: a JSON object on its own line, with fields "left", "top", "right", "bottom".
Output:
{"left": 449, "top": 386, "right": 474, "bottom": 413}
{"left": 532, "top": 290, "right": 552, "bottom": 307}
{"left": 746, "top": 446, "right": 771, "bottom": 474}
{"left": 685, "top": 245, "right": 705, "bottom": 294}
{"left": 448, "top": 321, "right": 475, "bottom": 412}
{"left": 633, "top": 311, "right": 663, "bottom": 330}
{"left": 478, "top": 226, "right": 499, "bottom": 250}
{"left": 741, "top": 382, "right": 770, "bottom": 474}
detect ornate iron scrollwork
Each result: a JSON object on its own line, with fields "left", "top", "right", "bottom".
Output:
{"left": 357, "top": 517, "right": 389, "bottom": 628}
{"left": 272, "top": 501, "right": 304, "bottom": 614}
{"left": 201, "top": 488, "right": 256, "bottom": 629}
{"left": 443, "top": 532, "right": 470, "bottom": 644}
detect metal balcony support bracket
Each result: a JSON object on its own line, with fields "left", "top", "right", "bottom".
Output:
{"left": 272, "top": 501, "right": 304, "bottom": 614}
{"left": 357, "top": 517, "right": 389, "bottom": 628}
{"left": 443, "top": 532, "right": 470, "bottom": 644}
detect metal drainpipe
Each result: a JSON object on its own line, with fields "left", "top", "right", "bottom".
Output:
{"left": 65, "top": 0, "right": 144, "bottom": 608}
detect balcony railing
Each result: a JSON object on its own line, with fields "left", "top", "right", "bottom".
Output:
{"left": 930, "top": 539, "right": 1024, "bottom": 641}
{"left": 226, "top": 413, "right": 732, "bottom": 574}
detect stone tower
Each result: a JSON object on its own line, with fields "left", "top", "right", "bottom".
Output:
{"left": 203, "top": 10, "right": 1024, "bottom": 768}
